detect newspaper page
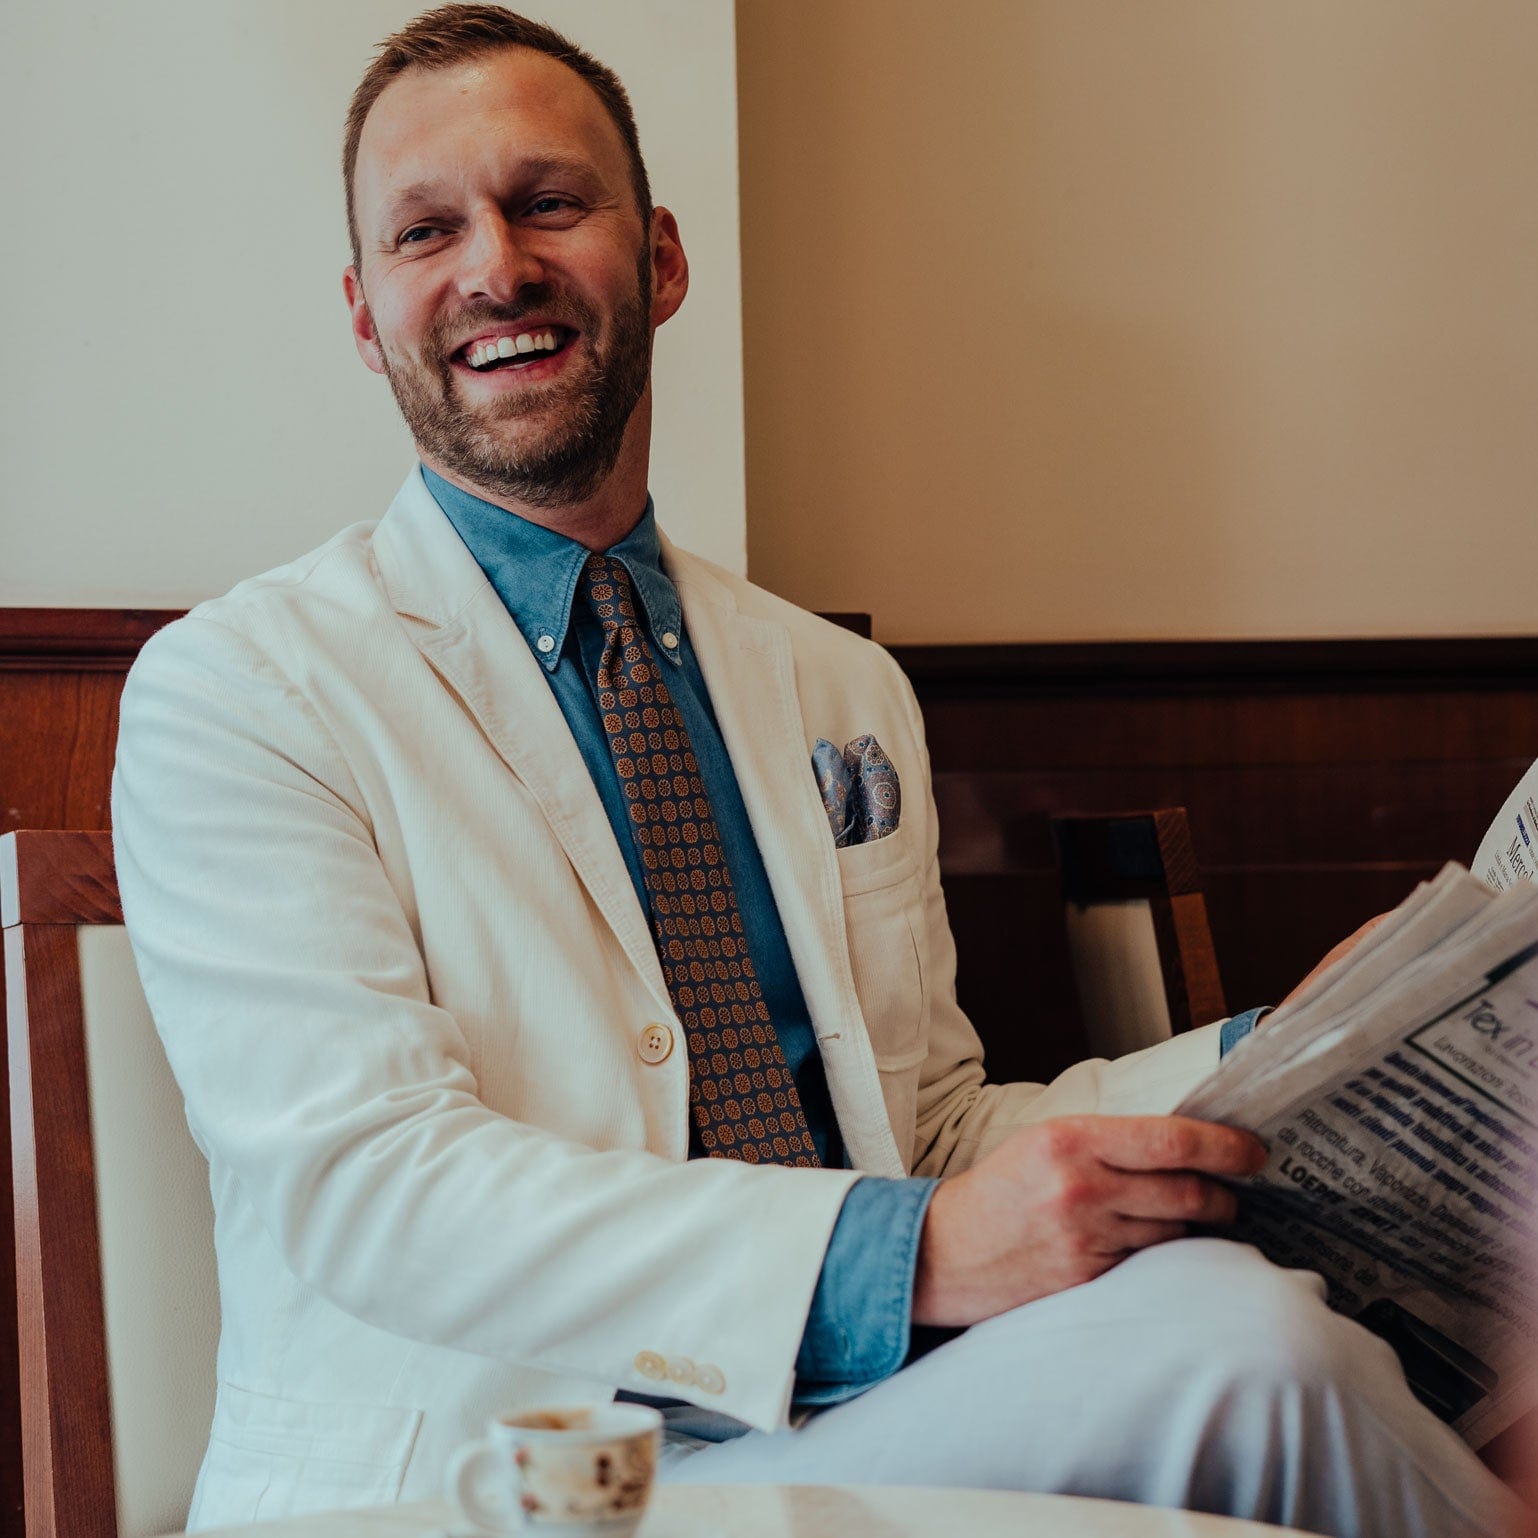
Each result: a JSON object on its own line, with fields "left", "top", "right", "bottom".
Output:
{"left": 1474, "top": 761, "right": 1538, "bottom": 892}
{"left": 1178, "top": 873, "right": 1538, "bottom": 1448}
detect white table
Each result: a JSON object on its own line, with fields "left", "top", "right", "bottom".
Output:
{"left": 189, "top": 1489, "right": 1310, "bottom": 1538}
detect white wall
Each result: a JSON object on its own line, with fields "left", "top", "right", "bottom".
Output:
{"left": 0, "top": 1, "right": 746, "bottom": 607}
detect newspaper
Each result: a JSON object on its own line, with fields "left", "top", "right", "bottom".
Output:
{"left": 1474, "top": 760, "right": 1538, "bottom": 892}
{"left": 1175, "top": 777, "right": 1538, "bottom": 1450}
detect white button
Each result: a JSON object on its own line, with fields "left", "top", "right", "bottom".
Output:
{"left": 536, "top": 634, "right": 556, "bottom": 654}
{"left": 637, "top": 1023, "right": 674, "bottom": 1065}
{"left": 665, "top": 1355, "right": 697, "bottom": 1386}
{"left": 694, "top": 1363, "right": 726, "bottom": 1395}
{"left": 634, "top": 1350, "right": 666, "bottom": 1381}
{"left": 660, "top": 631, "right": 679, "bottom": 650}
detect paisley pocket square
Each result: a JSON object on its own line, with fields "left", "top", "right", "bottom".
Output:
{"left": 811, "top": 734, "right": 901, "bottom": 847}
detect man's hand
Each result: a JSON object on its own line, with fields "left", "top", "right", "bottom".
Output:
{"left": 912, "top": 1115, "right": 1268, "bottom": 1328}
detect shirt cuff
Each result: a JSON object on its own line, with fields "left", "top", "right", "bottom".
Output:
{"left": 1220, "top": 1005, "right": 1271, "bottom": 1057}
{"left": 792, "top": 1175, "right": 938, "bottom": 1406}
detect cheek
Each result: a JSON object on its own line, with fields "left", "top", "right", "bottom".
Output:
{"left": 365, "top": 273, "right": 441, "bottom": 358}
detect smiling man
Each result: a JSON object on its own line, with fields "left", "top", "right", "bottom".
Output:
{"left": 341, "top": 41, "right": 670, "bottom": 526}
{"left": 110, "top": 9, "right": 1518, "bottom": 1537}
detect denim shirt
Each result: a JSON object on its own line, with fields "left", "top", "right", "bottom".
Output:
{"left": 422, "top": 467, "right": 933, "bottom": 1404}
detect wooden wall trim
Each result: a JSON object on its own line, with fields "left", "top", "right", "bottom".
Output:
{"left": 888, "top": 636, "right": 1538, "bottom": 697}
{"left": 0, "top": 610, "right": 183, "bottom": 671}
{"left": 5, "top": 609, "right": 1538, "bottom": 689}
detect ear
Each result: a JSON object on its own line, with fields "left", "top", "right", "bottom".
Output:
{"left": 343, "top": 266, "right": 387, "bottom": 375}
{"left": 648, "top": 208, "right": 689, "bottom": 329}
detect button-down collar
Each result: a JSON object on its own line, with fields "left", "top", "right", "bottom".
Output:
{"left": 421, "top": 464, "right": 685, "bottom": 672}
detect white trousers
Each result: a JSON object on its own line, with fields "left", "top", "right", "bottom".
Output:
{"left": 663, "top": 1240, "right": 1522, "bottom": 1538}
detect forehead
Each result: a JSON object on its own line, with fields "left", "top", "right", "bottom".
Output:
{"left": 354, "top": 46, "right": 633, "bottom": 222}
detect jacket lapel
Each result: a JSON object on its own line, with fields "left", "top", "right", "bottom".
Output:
{"left": 371, "top": 474, "right": 900, "bottom": 1175}
{"left": 669, "top": 548, "right": 904, "bottom": 1177}
{"left": 373, "top": 473, "right": 671, "bottom": 1014}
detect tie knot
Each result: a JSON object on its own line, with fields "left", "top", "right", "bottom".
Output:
{"left": 581, "top": 553, "right": 639, "bottom": 635}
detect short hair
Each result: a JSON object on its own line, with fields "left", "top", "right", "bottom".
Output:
{"left": 343, "top": 3, "right": 653, "bottom": 269}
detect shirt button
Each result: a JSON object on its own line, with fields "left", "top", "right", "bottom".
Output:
{"left": 637, "top": 1024, "right": 673, "bottom": 1064}
{"left": 536, "top": 634, "right": 556, "bottom": 654}
{"left": 694, "top": 1363, "right": 726, "bottom": 1395}
{"left": 633, "top": 1351, "right": 666, "bottom": 1381}
{"left": 660, "top": 631, "right": 679, "bottom": 650}
{"left": 665, "top": 1355, "right": 697, "bottom": 1386}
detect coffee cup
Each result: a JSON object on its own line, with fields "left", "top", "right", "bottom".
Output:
{"left": 447, "top": 1403, "right": 662, "bottom": 1535}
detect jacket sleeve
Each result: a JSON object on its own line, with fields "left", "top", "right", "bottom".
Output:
{"left": 111, "top": 612, "right": 860, "bottom": 1433}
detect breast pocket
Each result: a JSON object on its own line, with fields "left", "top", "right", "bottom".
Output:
{"left": 838, "top": 833, "right": 927, "bottom": 1071}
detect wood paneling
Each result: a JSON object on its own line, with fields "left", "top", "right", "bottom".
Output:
{"left": 891, "top": 639, "right": 1538, "bottom": 1083}
{"left": 0, "top": 611, "right": 179, "bottom": 840}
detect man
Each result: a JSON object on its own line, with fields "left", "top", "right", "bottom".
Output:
{"left": 110, "top": 8, "right": 1517, "bottom": 1536}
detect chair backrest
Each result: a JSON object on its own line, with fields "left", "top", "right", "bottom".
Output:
{"left": 2, "top": 830, "right": 218, "bottom": 1538}
{"left": 1051, "top": 809, "right": 1227, "bottom": 1059}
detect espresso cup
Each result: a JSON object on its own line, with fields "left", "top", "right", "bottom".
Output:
{"left": 447, "top": 1403, "right": 662, "bottom": 1535}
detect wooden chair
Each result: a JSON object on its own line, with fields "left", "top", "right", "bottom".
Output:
{"left": 3, "top": 830, "right": 218, "bottom": 1538}
{"left": 1051, "top": 808, "right": 1227, "bottom": 1059}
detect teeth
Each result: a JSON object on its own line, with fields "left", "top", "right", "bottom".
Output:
{"left": 466, "top": 329, "right": 563, "bottom": 370}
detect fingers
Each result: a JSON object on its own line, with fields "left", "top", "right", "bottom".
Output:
{"left": 1103, "top": 1169, "right": 1241, "bottom": 1226}
{"left": 1085, "top": 1115, "right": 1267, "bottom": 1177}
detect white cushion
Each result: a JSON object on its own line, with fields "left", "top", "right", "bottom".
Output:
{"left": 1063, "top": 899, "right": 1174, "bottom": 1060}
{"left": 79, "top": 924, "right": 218, "bottom": 1538}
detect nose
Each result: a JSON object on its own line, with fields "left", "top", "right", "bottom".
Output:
{"left": 456, "top": 211, "right": 545, "bottom": 304}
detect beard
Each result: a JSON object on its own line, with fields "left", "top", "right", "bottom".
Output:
{"left": 375, "top": 248, "right": 653, "bottom": 510}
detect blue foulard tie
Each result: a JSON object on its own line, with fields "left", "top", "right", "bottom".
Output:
{"left": 581, "top": 553, "right": 819, "bottom": 1167}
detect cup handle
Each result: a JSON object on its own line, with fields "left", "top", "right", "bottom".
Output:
{"left": 449, "top": 1438, "right": 522, "bottom": 1532}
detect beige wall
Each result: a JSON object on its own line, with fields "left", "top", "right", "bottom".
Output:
{"left": 737, "top": 1, "right": 1538, "bottom": 643}
{"left": 1, "top": 1, "right": 745, "bottom": 606}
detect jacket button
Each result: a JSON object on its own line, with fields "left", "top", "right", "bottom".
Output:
{"left": 634, "top": 1351, "right": 666, "bottom": 1380}
{"left": 665, "top": 1355, "right": 696, "bottom": 1386}
{"left": 637, "top": 1024, "right": 674, "bottom": 1065}
{"left": 694, "top": 1363, "right": 726, "bottom": 1395}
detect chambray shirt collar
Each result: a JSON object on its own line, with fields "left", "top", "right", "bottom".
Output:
{"left": 420, "top": 464, "right": 684, "bottom": 672}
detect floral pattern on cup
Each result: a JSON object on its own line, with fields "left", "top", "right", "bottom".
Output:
{"left": 450, "top": 1403, "right": 661, "bottom": 1535}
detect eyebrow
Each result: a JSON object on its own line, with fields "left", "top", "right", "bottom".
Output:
{"left": 374, "top": 156, "right": 609, "bottom": 238}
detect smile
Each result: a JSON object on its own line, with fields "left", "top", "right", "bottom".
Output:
{"left": 457, "top": 327, "right": 576, "bottom": 372}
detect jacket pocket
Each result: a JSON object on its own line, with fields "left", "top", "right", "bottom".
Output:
{"left": 190, "top": 1381, "right": 423, "bottom": 1529}
{"left": 837, "top": 833, "right": 927, "bottom": 1071}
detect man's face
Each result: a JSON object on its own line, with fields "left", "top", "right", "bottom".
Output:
{"left": 345, "top": 48, "right": 683, "bottom": 508}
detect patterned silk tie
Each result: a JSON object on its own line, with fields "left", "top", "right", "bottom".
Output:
{"left": 581, "top": 554, "right": 820, "bottom": 1167}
